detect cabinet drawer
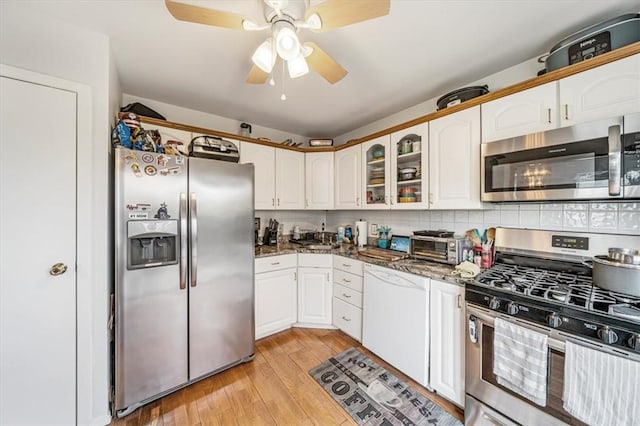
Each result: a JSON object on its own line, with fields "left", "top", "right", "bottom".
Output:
{"left": 298, "top": 253, "right": 332, "bottom": 268}
{"left": 255, "top": 254, "right": 297, "bottom": 274}
{"left": 333, "top": 269, "right": 363, "bottom": 292}
{"left": 333, "top": 255, "right": 363, "bottom": 276}
{"left": 333, "top": 283, "right": 363, "bottom": 308}
{"left": 333, "top": 297, "right": 362, "bottom": 341}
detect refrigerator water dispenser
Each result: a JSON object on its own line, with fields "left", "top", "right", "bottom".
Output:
{"left": 127, "top": 220, "right": 179, "bottom": 269}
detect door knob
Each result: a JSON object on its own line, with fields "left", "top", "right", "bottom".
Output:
{"left": 49, "top": 262, "right": 68, "bottom": 276}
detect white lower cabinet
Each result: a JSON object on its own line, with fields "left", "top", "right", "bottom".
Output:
{"left": 254, "top": 254, "right": 297, "bottom": 339}
{"left": 297, "top": 254, "right": 333, "bottom": 326}
{"left": 332, "top": 256, "right": 364, "bottom": 341}
{"left": 429, "top": 278, "right": 465, "bottom": 406}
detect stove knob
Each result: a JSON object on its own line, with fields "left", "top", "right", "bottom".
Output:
{"left": 506, "top": 302, "right": 519, "bottom": 316}
{"left": 628, "top": 334, "right": 640, "bottom": 352}
{"left": 488, "top": 297, "right": 501, "bottom": 310}
{"left": 597, "top": 326, "right": 619, "bottom": 345}
{"left": 546, "top": 313, "right": 562, "bottom": 328}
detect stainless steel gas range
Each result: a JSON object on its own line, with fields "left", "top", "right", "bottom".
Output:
{"left": 465, "top": 228, "right": 640, "bottom": 426}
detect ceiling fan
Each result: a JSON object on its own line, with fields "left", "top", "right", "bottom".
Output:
{"left": 165, "top": 0, "right": 391, "bottom": 84}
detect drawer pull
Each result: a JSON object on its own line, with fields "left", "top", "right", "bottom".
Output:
{"left": 270, "top": 262, "right": 280, "bottom": 266}
{"left": 342, "top": 293, "right": 352, "bottom": 298}
{"left": 342, "top": 263, "right": 351, "bottom": 267}
{"left": 342, "top": 278, "right": 352, "bottom": 283}
{"left": 342, "top": 316, "right": 351, "bottom": 322}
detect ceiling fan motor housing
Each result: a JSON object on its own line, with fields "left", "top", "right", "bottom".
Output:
{"left": 262, "top": 0, "right": 309, "bottom": 23}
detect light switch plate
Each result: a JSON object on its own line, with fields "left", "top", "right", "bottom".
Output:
{"left": 369, "top": 223, "right": 378, "bottom": 237}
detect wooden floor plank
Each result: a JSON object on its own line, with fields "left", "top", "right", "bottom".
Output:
{"left": 112, "top": 328, "right": 463, "bottom": 425}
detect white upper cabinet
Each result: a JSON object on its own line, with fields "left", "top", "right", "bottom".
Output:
{"left": 305, "top": 151, "right": 334, "bottom": 209}
{"left": 334, "top": 145, "right": 362, "bottom": 209}
{"left": 275, "top": 148, "right": 305, "bottom": 210}
{"left": 390, "top": 123, "right": 429, "bottom": 209}
{"left": 559, "top": 53, "right": 640, "bottom": 126}
{"left": 429, "top": 105, "right": 483, "bottom": 210}
{"left": 240, "top": 142, "right": 276, "bottom": 209}
{"left": 481, "top": 82, "right": 558, "bottom": 142}
{"left": 361, "top": 135, "right": 391, "bottom": 209}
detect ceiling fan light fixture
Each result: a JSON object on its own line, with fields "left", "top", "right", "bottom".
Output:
{"left": 287, "top": 54, "right": 309, "bottom": 78}
{"left": 242, "top": 19, "right": 269, "bottom": 31}
{"left": 305, "top": 13, "right": 322, "bottom": 30}
{"left": 251, "top": 37, "right": 275, "bottom": 73}
{"left": 274, "top": 22, "right": 300, "bottom": 61}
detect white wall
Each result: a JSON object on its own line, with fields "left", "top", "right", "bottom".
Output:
{"left": 122, "top": 93, "right": 308, "bottom": 145}
{"left": 0, "top": 3, "right": 112, "bottom": 425}
{"left": 326, "top": 202, "right": 640, "bottom": 238}
{"left": 334, "top": 57, "right": 541, "bottom": 145}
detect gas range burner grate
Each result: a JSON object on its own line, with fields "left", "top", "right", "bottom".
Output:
{"left": 608, "top": 304, "right": 640, "bottom": 321}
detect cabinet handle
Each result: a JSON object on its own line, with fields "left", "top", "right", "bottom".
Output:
{"left": 272, "top": 198, "right": 275, "bottom": 207}
{"left": 482, "top": 413, "right": 507, "bottom": 426}
{"left": 342, "top": 316, "right": 351, "bottom": 322}
{"left": 384, "top": 196, "right": 389, "bottom": 205}
{"left": 342, "top": 293, "right": 352, "bottom": 298}
{"left": 342, "top": 278, "right": 351, "bottom": 283}
{"left": 294, "top": 271, "right": 297, "bottom": 281}
{"left": 390, "top": 194, "right": 394, "bottom": 205}
{"left": 327, "top": 273, "right": 330, "bottom": 282}
{"left": 564, "top": 104, "right": 569, "bottom": 121}
{"left": 457, "top": 294, "right": 462, "bottom": 309}
{"left": 277, "top": 198, "right": 280, "bottom": 206}
{"left": 271, "top": 262, "right": 280, "bottom": 266}
{"left": 547, "top": 108, "right": 551, "bottom": 124}
{"left": 305, "top": 199, "right": 309, "bottom": 207}
{"left": 342, "top": 263, "right": 351, "bottom": 267}
{"left": 356, "top": 197, "right": 360, "bottom": 206}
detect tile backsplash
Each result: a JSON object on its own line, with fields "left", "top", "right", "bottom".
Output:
{"left": 256, "top": 203, "right": 639, "bottom": 239}
{"left": 324, "top": 202, "right": 640, "bottom": 237}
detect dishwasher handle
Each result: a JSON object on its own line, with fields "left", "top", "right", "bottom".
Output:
{"left": 365, "top": 269, "right": 424, "bottom": 290}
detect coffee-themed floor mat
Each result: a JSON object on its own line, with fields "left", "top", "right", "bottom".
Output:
{"left": 309, "top": 348, "right": 462, "bottom": 426}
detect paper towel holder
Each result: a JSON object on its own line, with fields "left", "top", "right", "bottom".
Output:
{"left": 355, "top": 220, "right": 368, "bottom": 248}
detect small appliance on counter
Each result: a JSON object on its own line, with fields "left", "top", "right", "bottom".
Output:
{"left": 263, "top": 219, "right": 279, "bottom": 246}
{"left": 189, "top": 135, "right": 239, "bottom": 162}
{"left": 410, "top": 230, "right": 466, "bottom": 265}
{"left": 254, "top": 218, "right": 261, "bottom": 246}
{"left": 359, "top": 235, "right": 411, "bottom": 262}
{"left": 543, "top": 13, "right": 640, "bottom": 73}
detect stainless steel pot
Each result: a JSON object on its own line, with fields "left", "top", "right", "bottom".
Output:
{"left": 608, "top": 247, "right": 640, "bottom": 265}
{"left": 587, "top": 255, "right": 640, "bottom": 297}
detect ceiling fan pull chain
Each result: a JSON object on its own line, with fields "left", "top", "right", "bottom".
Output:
{"left": 280, "top": 59, "right": 287, "bottom": 101}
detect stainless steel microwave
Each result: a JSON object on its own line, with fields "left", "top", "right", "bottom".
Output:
{"left": 481, "top": 113, "right": 640, "bottom": 202}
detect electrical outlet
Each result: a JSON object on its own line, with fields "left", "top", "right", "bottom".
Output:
{"left": 369, "top": 223, "right": 378, "bottom": 237}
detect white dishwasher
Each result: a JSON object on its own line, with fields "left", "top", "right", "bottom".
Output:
{"left": 362, "top": 263, "right": 430, "bottom": 387}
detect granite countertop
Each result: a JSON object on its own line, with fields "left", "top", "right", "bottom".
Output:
{"left": 255, "top": 242, "right": 473, "bottom": 287}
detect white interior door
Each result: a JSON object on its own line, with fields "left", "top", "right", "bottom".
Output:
{"left": 1, "top": 77, "right": 77, "bottom": 424}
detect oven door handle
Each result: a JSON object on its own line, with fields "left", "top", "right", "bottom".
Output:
{"left": 608, "top": 124, "right": 622, "bottom": 196}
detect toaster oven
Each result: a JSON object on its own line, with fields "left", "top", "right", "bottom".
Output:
{"left": 410, "top": 231, "right": 465, "bottom": 265}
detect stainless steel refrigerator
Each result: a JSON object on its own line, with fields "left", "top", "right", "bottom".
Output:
{"left": 113, "top": 147, "right": 255, "bottom": 416}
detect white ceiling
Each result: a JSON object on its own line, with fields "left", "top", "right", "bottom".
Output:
{"left": 10, "top": 0, "right": 639, "bottom": 138}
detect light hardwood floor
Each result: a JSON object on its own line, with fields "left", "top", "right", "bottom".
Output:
{"left": 112, "top": 328, "right": 464, "bottom": 425}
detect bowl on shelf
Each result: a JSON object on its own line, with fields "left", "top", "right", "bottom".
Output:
{"left": 399, "top": 187, "right": 417, "bottom": 196}
{"left": 398, "top": 167, "right": 417, "bottom": 180}
{"left": 372, "top": 149, "right": 385, "bottom": 159}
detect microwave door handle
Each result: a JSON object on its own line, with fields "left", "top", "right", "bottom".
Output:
{"left": 608, "top": 124, "right": 622, "bottom": 196}
{"left": 179, "top": 193, "right": 187, "bottom": 290}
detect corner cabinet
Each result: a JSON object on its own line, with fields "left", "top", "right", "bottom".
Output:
{"left": 240, "top": 142, "right": 276, "bottom": 209}
{"left": 334, "top": 145, "right": 362, "bottom": 209}
{"left": 305, "top": 151, "right": 334, "bottom": 209}
{"left": 429, "top": 279, "right": 465, "bottom": 407}
{"left": 429, "top": 105, "right": 482, "bottom": 209}
{"left": 559, "top": 53, "right": 640, "bottom": 126}
{"left": 362, "top": 135, "right": 391, "bottom": 209}
{"left": 390, "top": 123, "right": 429, "bottom": 208}
{"left": 297, "top": 254, "right": 333, "bottom": 326}
{"left": 275, "top": 149, "right": 305, "bottom": 210}
{"left": 254, "top": 254, "right": 298, "bottom": 340}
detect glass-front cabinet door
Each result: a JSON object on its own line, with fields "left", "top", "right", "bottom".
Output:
{"left": 391, "top": 123, "right": 428, "bottom": 209}
{"left": 361, "top": 135, "right": 391, "bottom": 209}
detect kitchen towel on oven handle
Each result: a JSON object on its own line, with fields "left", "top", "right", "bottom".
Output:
{"left": 493, "top": 317, "right": 549, "bottom": 407}
{"left": 563, "top": 340, "right": 640, "bottom": 426}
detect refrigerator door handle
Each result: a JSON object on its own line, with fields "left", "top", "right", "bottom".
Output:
{"left": 179, "top": 192, "right": 188, "bottom": 290}
{"left": 190, "top": 192, "right": 198, "bottom": 287}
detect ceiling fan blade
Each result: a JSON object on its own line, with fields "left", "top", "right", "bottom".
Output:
{"left": 305, "top": 0, "right": 390, "bottom": 31}
{"left": 246, "top": 65, "right": 270, "bottom": 84}
{"left": 303, "top": 42, "right": 347, "bottom": 84}
{"left": 165, "top": 0, "right": 245, "bottom": 30}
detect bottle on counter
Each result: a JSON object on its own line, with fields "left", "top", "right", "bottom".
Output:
{"left": 474, "top": 246, "right": 483, "bottom": 267}
{"left": 337, "top": 226, "right": 345, "bottom": 243}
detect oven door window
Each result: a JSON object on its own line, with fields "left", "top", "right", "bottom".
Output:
{"left": 481, "top": 325, "right": 587, "bottom": 425}
{"left": 484, "top": 138, "right": 609, "bottom": 193}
